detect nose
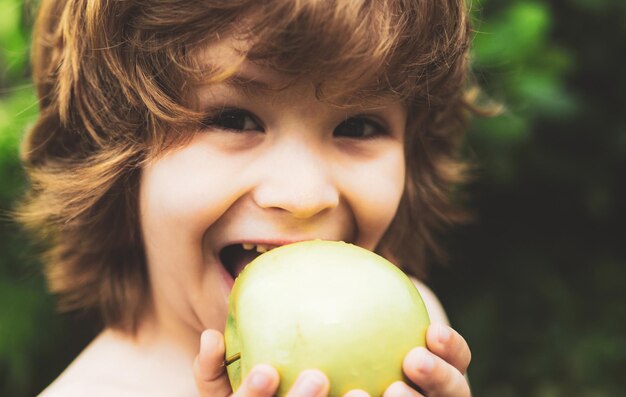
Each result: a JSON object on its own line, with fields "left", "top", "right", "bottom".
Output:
{"left": 252, "top": 140, "right": 340, "bottom": 219}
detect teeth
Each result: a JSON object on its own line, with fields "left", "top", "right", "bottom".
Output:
{"left": 256, "top": 244, "right": 269, "bottom": 253}
{"left": 241, "top": 243, "right": 272, "bottom": 253}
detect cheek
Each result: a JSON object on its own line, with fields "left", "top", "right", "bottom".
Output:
{"left": 342, "top": 150, "right": 406, "bottom": 248}
{"left": 138, "top": 143, "right": 250, "bottom": 286}
{"left": 139, "top": 143, "right": 247, "bottom": 238}
{"left": 138, "top": 154, "right": 223, "bottom": 287}
{"left": 138, "top": 144, "right": 248, "bottom": 327}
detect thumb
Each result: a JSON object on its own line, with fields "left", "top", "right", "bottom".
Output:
{"left": 193, "top": 329, "right": 232, "bottom": 397}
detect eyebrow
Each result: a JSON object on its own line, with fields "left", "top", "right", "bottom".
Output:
{"left": 222, "top": 73, "right": 281, "bottom": 97}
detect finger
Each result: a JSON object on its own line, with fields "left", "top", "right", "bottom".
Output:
{"left": 403, "top": 347, "right": 471, "bottom": 397}
{"left": 343, "top": 390, "right": 370, "bottom": 397}
{"left": 426, "top": 324, "right": 472, "bottom": 374}
{"left": 285, "top": 369, "right": 330, "bottom": 397}
{"left": 383, "top": 381, "right": 424, "bottom": 397}
{"left": 233, "top": 364, "right": 280, "bottom": 397}
{"left": 193, "top": 329, "right": 232, "bottom": 397}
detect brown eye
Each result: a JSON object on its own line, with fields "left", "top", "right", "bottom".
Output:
{"left": 204, "top": 109, "right": 264, "bottom": 132}
{"left": 333, "top": 117, "right": 386, "bottom": 139}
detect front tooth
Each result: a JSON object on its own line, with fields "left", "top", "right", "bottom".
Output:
{"left": 256, "top": 244, "right": 269, "bottom": 253}
{"left": 242, "top": 243, "right": 255, "bottom": 251}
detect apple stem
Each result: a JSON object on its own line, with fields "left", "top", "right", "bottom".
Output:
{"left": 223, "top": 352, "right": 241, "bottom": 367}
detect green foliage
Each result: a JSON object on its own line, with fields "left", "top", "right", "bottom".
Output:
{"left": 431, "top": 1, "right": 626, "bottom": 396}
{"left": 0, "top": 2, "right": 85, "bottom": 396}
{"left": 1, "top": 0, "right": 625, "bottom": 396}
{"left": 0, "top": 0, "right": 29, "bottom": 79}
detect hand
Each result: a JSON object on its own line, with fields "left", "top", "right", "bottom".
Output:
{"left": 383, "top": 323, "right": 472, "bottom": 397}
{"left": 194, "top": 329, "right": 331, "bottom": 397}
{"left": 194, "top": 324, "right": 471, "bottom": 397}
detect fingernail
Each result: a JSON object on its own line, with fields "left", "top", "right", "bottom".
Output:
{"left": 416, "top": 349, "right": 435, "bottom": 374}
{"left": 397, "top": 384, "right": 415, "bottom": 397}
{"left": 436, "top": 324, "right": 451, "bottom": 344}
{"left": 294, "top": 372, "right": 325, "bottom": 397}
{"left": 248, "top": 368, "right": 273, "bottom": 391}
{"left": 200, "top": 330, "right": 218, "bottom": 356}
{"left": 386, "top": 382, "right": 413, "bottom": 397}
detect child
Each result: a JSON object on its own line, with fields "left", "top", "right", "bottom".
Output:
{"left": 20, "top": 0, "right": 474, "bottom": 396}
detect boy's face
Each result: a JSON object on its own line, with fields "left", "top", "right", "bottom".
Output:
{"left": 138, "top": 42, "right": 407, "bottom": 346}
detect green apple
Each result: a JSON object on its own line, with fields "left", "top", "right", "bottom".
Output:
{"left": 224, "top": 240, "right": 430, "bottom": 397}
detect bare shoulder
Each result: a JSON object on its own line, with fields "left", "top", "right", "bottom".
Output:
{"left": 38, "top": 332, "right": 133, "bottom": 397}
{"left": 410, "top": 277, "right": 450, "bottom": 325}
{"left": 38, "top": 330, "right": 197, "bottom": 397}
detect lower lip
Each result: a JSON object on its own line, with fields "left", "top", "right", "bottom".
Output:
{"left": 219, "top": 261, "right": 235, "bottom": 291}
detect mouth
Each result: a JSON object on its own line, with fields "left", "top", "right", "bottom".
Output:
{"left": 219, "top": 242, "right": 281, "bottom": 280}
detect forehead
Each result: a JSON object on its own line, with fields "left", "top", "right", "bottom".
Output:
{"left": 193, "top": 36, "right": 407, "bottom": 111}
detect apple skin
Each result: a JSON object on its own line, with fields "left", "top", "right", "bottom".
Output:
{"left": 224, "top": 240, "right": 430, "bottom": 397}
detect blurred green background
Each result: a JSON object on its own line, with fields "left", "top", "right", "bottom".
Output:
{"left": 1, "top": 0, "right": 625, "bottom": 396}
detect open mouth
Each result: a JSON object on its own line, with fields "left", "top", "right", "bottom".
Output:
{"left": 219, "top": 243, "right": 280, "bottom": 279}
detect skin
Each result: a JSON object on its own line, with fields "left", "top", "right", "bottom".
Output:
{"left": 38, "top": 41, "right": 471, "bottom": 397}
{"left": 195, "top": 324, "right": 471, "bottom": 397}
{"left": 184, "top": 43, "right": 470, "bottom": 396}
{"left": 139, "top": 61, "right": 408, "bottom": 354}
